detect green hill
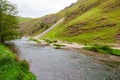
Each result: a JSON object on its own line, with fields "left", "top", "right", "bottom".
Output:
{"left": 20, "top": 0, "right": 120, "bottom": 44}
{"left": 19, "top": 14, "right": 61, "bottom": 36}
{"left": 17, "top": 16, "right": 32, "bottom": 24}
{"left": 42, "top": 0, "right": 120, "bottom": 44}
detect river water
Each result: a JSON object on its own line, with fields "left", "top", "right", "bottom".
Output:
{"left": 12, "top": 39, "right": 120, "bottom": 80}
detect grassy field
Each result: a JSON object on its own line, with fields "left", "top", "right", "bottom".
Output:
{"left": 0, "top": 44, "right": 36, "bottom": 80}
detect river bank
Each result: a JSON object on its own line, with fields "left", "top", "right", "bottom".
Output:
{"left": 11, "top": 39, "right": 120, "bottom": 80}
{"left": 37, "top": 39, "right": 120, "bottom": 62}
{"left": 0, "top": 43, "right": 36, "bottom": 80}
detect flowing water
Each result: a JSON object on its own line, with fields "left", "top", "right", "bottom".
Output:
{"left": 12, "top": 39, "right": 120, "bottom": 80}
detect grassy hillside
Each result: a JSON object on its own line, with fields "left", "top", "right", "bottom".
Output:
{"left": 42, "top": 0, "right": 120, "bottom": 44}
{"left": 19, "top": 14, "right": 61, "bottom": 36}
{"left": 19, "top": 17, "right": 42, "bottom": 36}
{"left": 18, "top": 16, "right": 32, "bottom": 24}
{"left": 0, "top": 44, "right": 36, "bottom": 80}
{"left": 19, "top": 0, "right": 120, "bottom": 44}
{"left": 18, "top": 1, "right": 80, "bottom": 36}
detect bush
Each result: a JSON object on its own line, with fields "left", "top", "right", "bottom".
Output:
{"left": 44, "top": 39, "right": 58, "bottom": 43}
{"left": 53, "top": 44, "right": 65, "bottom": 47}
{"left": 44, "top": 39, "right": 53, "bottom": 43}
{"left": 100, "top": 45, "right": 113, "bottom": 54}
{"left": 84, "top": 44, "right": 120, "bottom": 56}
{"left": 84, "top": 44, "right": 112, "bottom": 54}
{"left": 29, "top": 38, "right": 40, "bottom": 43}
{"left": 54, "top": 46, "right": 62, "bottom": 49}
{"left": 53, "top": 44, "right": 65, "bottom": 49}
{"left": 52, "top": 40, "right": 58, "bottom": 43}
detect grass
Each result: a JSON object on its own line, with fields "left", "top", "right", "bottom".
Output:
{"left": 18, "top": 16, "right": 32, "bottom": 24}
{"left": 64, "top": 7, "right": 101, "bottom": 27}
{"left": 0, "top": 44, "right": 36, "bottom": 80}
{"left": 43, "top": 39, "right": 58, "bottom": 44}
{"left": 84, "top": 44, "right": 120, "bottom": 56}
{"left": 53, "top": 44, "right": 65, "bottom": 49}
{"left": 19, "top": 17, "right": 43, "bottom": 36}
{"left": 53, "top": 44, "right": 65, "bottom": 46}
{"left": 41, "top": 21, "right": 64, "bottom": 39}
{"left": 54, "top": 46, "right": 62, "bottom": 49}
{"left": 29, "top": 38, "right": 40, "bottom": 43}
{"left": 112, "top": 49, "right": 120, "bottom": 56}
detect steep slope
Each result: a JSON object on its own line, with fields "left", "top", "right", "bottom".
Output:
{"left": 35, "top": 18, "right": 65, "bottom": 38}
{"left": 19, "top": 17, "right": 42, "bottom": 36}
{"left": 42, "top": 0, "right": 120, "bottom": 44}
{"left": 19, "top": 14, "right": 60, "bottom": 36}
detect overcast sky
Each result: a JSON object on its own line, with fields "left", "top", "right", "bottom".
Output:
{"left": 8, "top": 0, "right": 77, "bottom": 18}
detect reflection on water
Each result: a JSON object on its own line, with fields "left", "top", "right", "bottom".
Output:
{"left": 12, "top": 39, "right": 120, "bottom": 80}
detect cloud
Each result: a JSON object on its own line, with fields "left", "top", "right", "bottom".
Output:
{"left": 8, "top": 0, "right": 77, "bottom": 18}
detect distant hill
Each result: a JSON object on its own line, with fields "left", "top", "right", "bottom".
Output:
{"left": 19, "top": 0, "right": 120, "bottom": 44}
{"left": 17, "top": 16, "right": 32, "bottom": 24}
{"left": 18, "top": 14, "right": 61, "bottom": 36}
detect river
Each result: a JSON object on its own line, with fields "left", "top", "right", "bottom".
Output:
{"left": 11, "top": 39, "right": 120, "bottom": 80}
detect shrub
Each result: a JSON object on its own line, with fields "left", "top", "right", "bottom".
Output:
{"left": 83, "top": 44, "right": 118, "bottom": 55}
{"left": 100, "top": 45, "right": 113, "bottom": 54}
{"left": 29, "top": 38, "right": 40, "bottom": 43}
{"left": 52, "top": 40, "right": 58, "bottom": 43}
{"left": 44, "top": 39, "right": 58, "bottom": 43}
{"left": 54, "top": 46, "right": 62, "bottom": 49}
{"left": 53, "top": 44, "right": 64, "bottom": 47}
{"left": 89, "top": 44, "right": 113, "bottom": 53}
{"left": 53, "top": 44, "right": 65, "bottom": 49}
{"left": 44, "top": 39, "right": 53, "bottom": 43}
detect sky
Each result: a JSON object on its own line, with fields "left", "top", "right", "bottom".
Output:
{"left": 8, "top": 0, "right": 78, "bottom": 18}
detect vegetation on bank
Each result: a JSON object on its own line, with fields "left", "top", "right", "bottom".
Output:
{"left": 0, "top": 0, "right": 20, "bottom": 43}
{"left": 29, "top": 38, "right": 40, "bottom": 43}
{"left": 0, "top": 1, "right": 36, "bottom": 80}
{"left": 84, "top": 44, "right": 120, "bottom": 56}
{"left": 44, "top": 39, "right": 58, "bottom": 44}
{"left": 53, "top": 44, "right": 65, "bottom": 49}
{"left": 0, "top": 44, "right": 36, "bottom": 80}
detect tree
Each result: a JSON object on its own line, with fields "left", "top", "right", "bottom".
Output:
{"left": 0, "top": 0, "right": 19, "bottom": 43}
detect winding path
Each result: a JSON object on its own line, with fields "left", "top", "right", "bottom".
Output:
{"left": 35, "top": 18, "right": 65, "bottom": 39}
